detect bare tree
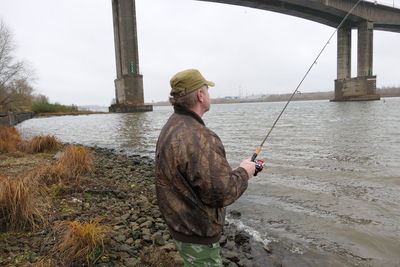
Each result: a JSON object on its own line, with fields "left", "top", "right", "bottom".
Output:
{"left": 0, "top": 19, "right": 35, "bottom": 111}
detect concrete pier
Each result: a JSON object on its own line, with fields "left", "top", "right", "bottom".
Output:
{"left": 333, "top": 22, "right": 380, "bottom": 101}
{"left": 109, "top": 0, "right": 152, "bottom": 112}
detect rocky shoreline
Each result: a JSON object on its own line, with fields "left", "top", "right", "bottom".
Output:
{"left": 1, "top": 146, "right": 283, "bottom": 266}
{"left": 87, "top": 146, "right": 275, "bottom": 266}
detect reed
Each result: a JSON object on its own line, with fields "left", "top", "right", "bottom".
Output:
{"left": 29, "top": 164, "right": 68, "bottom": 186}
{"left": 58, "top": 145, "right": 93, "bottom": 180}
{"left": 52, "top": 219, "right": 110, "bottom": 265}
{"left": 0, "top": 175, "right": 45, "bottom": 231}
{"left": 23, "top": 136, "right": 60, "bottom": 153}
{"left": 0, "top": 126, "right": 22, "bottom": 153}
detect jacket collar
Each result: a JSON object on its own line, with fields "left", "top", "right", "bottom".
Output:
{"left": 174, "top": 106, "right": 205, "bottom": 126}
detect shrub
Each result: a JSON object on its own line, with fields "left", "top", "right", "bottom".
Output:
{"left": 52, "top": 219, "right": 111, "bottom": 265}
{"left": 0, "top": 126, "right": 22, "bottom": 153}
{"left": 23, "top": 135, "right": 60, "bottom": 153}
{"left": 0, "top": 175, "right": 45, "bottom": 231}
{"left": 58, "top": 145, "right": 93, "bottom": 180}
{"left": 29, "top": 164, "right": 68, "bottom": 186}
{"left": 32, "top": 102, "right": 78, "bottom": 113}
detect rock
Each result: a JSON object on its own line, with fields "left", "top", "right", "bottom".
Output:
{"left": 114, "top": 225, "right": 125, "bottom": 230}
{"left": 120, "top": 213, "right": 130, "bottom": 220}
{"left": 234, "top": 230, "right": 250, "bottom": 246}
{"left": 220, "top": 235, "right": 227, "bottom": 245}
{"left": 143, "top": 234, "right": 152, "bottom": 242}
{"left": 238, "top": 258, "right": 252, "bottom": 267}
{"left": 114, "top": 234, "right": 126, "bottom": 242}
{"left": 125, "top": 238, "right": 134, "bottom": 245}
{"left": 123, "top": 257, "right": 137, "bottom": 266}
{"left": 131, "top": 230, "right": 141, "bottom": 240}
{"left": 173, "top": 253, "right": 185, "bottom": 266}
{"left": 153, "top": 232, "right": 165, "bottom": 246}
{"left": 160, "top": 243, "right": 176, "bottom": 252}
{"left": 131, "top": 224, "right": 140, "bottom": 232}
{"left": 223, "top": 251, "right": 240, "bottom": 263}
{"left": 134, "top": 239, "right": 142, "bottom": 249}
{"left": 264, "top": 244, "right": 272, "bottom": 253}
{"left": 225, "top": 240, "right": 235, "bottom": 250}
{"left": 117, "top": 251, "right": 130, "bottom": 259}
{"left": 136, "top": 216, "right": 147, "bottom": 225}
{"left": 140, "top": 220, "right": 152, "bottom": 228}
{"left": 119, "top": 244, "right": 133, "bottom": 252}
{"left": 245, "top": 253, "right": 253, "bottom": 259}
{"left": 229, "top": 210, "right": 241, "bottom": 219}
{"left": 155, "top": 222, "right": 166, "bottom": 230}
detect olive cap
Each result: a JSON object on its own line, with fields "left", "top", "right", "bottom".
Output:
{"left": 170, "top": 69, "right": 215, "bottom": 98}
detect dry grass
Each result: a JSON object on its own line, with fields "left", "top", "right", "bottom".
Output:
{"left": 29, "top": 164, "right": 68, "bottom": 186}
{"left": 0, "top": 174, "right": 45, "bottom": 231}
{"left": 23, "top": 136, "right": 60, "bottom": 153}
{"left": 0, "top": 126, "right": 59, "bottom": 155}
{"left": 58, "top": 145, "right": 93, "bottom": 180}
{"left": 0, "top": 126, "right": 22, "bottom": 153}
{"left": 28, "top": 145, "right": 93, "bottom": 186}
{"left": 52, "top": 219, "right": 111, "bottom": 265}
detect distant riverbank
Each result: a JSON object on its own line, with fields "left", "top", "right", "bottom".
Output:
{"left": 152, "top": 87, "right": 400, "bottom": 106}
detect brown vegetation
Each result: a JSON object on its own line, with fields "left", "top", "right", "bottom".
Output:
{"left": 58, "top": 145, "right": 93, "bottom": 180}
{"left": 0, "top": 174, "right": 45, "bottom": 231}
{"left": 22, "top": 135, "right": 60, "bottom": 153}
{"left": 52, "top": 219, "right": 111, "bottom": 265}
{"left": 0, "top": 125, "right": 60, "bottom": 155}
{"left": 29, "top": 164, "right": 68, "bottom": 186}
{"left": 0, "top": 125, "right": 22, "bottom": 153}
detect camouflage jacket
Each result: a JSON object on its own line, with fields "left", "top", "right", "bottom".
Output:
{"left": 155, "top": 106, "right": 249, "bottom": 244}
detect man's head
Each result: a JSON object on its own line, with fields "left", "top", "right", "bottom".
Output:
{"left": 169, "top": 69, "right": 214, "bottom": 114}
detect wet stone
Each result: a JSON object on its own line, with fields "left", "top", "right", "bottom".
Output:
{"left": 153, "top": 233, "right": 165, "bottom": 246}
{"left": 120, "top": 213, "right": 130, "bottom": 220}
{"left": 123, "top": 257, "right": 137, "bottom": 266}
{"left": 114, "top": 234, "right": 126, "bottom": 242}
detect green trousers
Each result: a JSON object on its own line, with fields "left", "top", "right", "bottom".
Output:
{"left": 174, "top": 240, "right": 223, "bottom": 267}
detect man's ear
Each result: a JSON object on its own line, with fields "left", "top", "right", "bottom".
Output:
{"left": 197, "top": 89, "right": 204, "bottom": 103}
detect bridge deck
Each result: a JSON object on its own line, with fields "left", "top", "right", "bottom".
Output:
{"left": 198, "top": 0, "right": 400, "bottom": 32}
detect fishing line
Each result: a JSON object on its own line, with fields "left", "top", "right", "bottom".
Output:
{"left": 251, "top": 0, "right": 363, "bottom": 162}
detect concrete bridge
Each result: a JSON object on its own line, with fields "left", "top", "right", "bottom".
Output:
{"left": 109, "top": 1, "right": 400, "bottom": 112}
{"left": 197, "top": 0, "right": 400, "bottom": 101}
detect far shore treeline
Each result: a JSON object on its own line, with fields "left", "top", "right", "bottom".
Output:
{"left": 0, "top": 20, "right": 79, "bottom": 115}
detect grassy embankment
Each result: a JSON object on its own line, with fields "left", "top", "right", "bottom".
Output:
{"left": 32, "top": 102, "right": 105, "bottom": 117}
{"left": 0, "top": 126, "right": 171, "bottom": 266}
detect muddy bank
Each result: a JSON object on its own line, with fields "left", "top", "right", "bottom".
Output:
{"left": 1, "top": 146, "right": 292, "bottom": 266}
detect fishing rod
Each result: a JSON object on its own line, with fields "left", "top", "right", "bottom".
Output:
{"left": 251, "top": 0, "right": 363, "bottom": 165}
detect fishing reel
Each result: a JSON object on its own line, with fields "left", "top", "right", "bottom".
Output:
{"left": 254, "top": 159, "right": 265, "bottom": 176}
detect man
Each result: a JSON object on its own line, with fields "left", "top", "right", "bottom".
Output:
{"left": 155, "top": 69, "right": 255, "bottom": 266}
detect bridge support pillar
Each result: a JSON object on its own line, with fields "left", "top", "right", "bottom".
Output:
{"left": 109, "top": 0, "right": 152, "bottom": 112}
{"left": 337, "top": 27, "right": 351, "bottom": 80}
{"left": 332, "top": 22, "right": 380, "bottom": 101}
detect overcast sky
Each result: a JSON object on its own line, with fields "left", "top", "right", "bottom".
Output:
{"left": 1, "top": 0, "right": 399, "bottom": 106}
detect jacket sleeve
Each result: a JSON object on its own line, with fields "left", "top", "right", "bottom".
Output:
{"left": 180, "top": 127, "right": 249, "bottom": 208}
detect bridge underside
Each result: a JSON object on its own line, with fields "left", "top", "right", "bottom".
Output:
{"left": 198, "top": 0, "right": 400, "bottom": 101}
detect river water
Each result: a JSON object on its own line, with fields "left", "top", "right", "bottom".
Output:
{"left": 17, "top": 98, "right": 400, "bottom": 266}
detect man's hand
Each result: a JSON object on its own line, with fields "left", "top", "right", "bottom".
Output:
{"left": 239, "top": 158, "right": 256, "bottom": 179}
